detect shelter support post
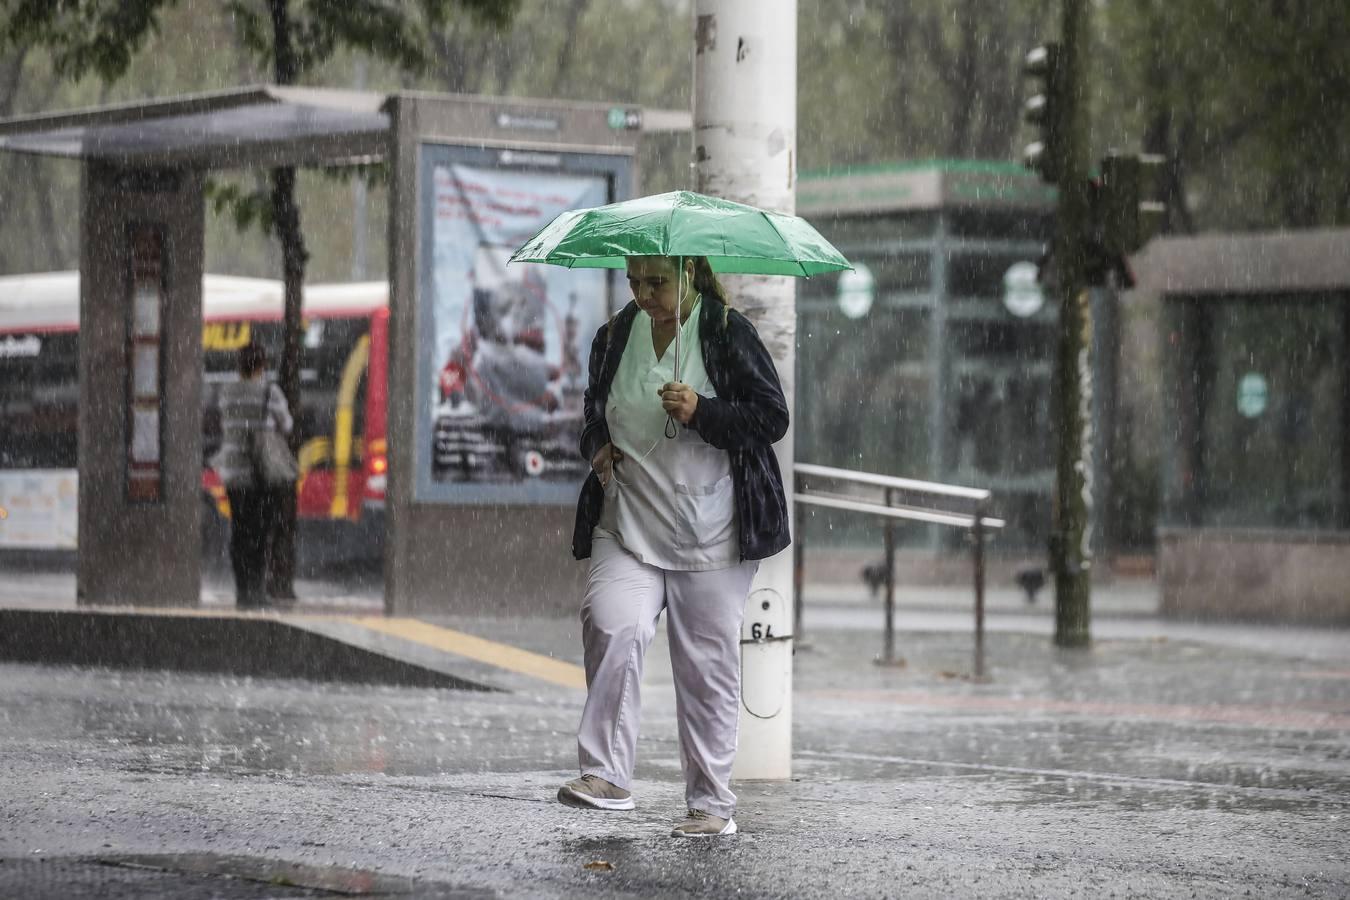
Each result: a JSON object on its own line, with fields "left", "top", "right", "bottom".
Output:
{"left": 77, "top": 162, "right": 205, "bottom": 607}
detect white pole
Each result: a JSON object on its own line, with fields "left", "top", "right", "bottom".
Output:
{"left": 694, "top": 0, "right": 797, "bottom": 781}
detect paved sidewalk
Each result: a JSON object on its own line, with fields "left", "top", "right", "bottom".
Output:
{"left": 2, "top": 596, "right": 1348, "bottom": 897}
{"left": 0, "top": 561, "right": 1154, "bottom": 616}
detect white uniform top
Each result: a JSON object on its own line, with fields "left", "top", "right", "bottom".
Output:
{"left": 598, "top": 297, "right": 739, "bottom": 571}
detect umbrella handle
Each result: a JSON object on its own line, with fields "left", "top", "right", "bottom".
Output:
{"left": 665, "top": 257, "right": 684, "bottom": 440}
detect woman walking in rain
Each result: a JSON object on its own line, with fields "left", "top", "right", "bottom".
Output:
{"left": 558, "top": 254, "right": 790, "bottom": 838}
{"left": 211, "top": 341, "right": 293, "bottom": 609}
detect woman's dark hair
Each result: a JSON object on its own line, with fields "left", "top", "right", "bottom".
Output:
{"left": 237, "top": 341, "right": 267, "bottom": 377}
{"left": 690, "top": 256, "right": 729, "bottom": 305}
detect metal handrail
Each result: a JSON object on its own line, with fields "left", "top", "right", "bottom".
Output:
{"left": 795, "top": 462, "right": 993, "bottom": 502}
{"left": 793, "top": 462, "right": 1003, "bottom": 680}
{"left": 795, "top": 490, "right": 1006, "bottom": 531}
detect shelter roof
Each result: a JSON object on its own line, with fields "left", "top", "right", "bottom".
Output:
{"left": 797, "top": 159, "right": 1057, "bottom": 215}
{"left": 0, "top": 85, "right": 389, "bottom": 169}
{"left": 1131, "top": 228, "right": 1350, "bottom": 297}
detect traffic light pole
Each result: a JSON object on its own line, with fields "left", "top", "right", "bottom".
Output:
{"left": 1049, "top": 0, "right": 1093, "bottom": 648}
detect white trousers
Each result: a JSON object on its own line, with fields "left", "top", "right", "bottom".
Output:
{"left": 577, "top": 531, "right": 758, "bottom": 818}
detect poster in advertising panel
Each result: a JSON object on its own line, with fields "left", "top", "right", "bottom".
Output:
{"left": 0, "top": 469, "right": 78, "bottom": 549}
{"left": 418, "top": 157, "right": 613, "bottom": 503}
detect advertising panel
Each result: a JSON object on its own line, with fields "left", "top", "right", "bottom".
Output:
{"left": 416, "top": 146, "right": 627, "bottom": 504}
{"left": 0, "top": 469, "right": 77, "bottom": 549}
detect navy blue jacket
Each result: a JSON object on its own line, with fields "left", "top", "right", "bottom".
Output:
{"left": 571, "top": 296, "right": 791, "bottom": 562}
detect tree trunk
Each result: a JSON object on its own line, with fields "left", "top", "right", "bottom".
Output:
{"left": 267, "top": 165, "right": 307, "bottom": 597}
{"left": 944, "top": 0, "right": 981, "bottom": 157}
{"left": 266, "top": 0, "right": 306, "bottom": 598}
{"left": 0, "top": 48, "right": 28, "bottom": 115}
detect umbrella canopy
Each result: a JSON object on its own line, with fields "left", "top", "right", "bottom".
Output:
{"left": 509, "top": 190, "right": 851, "bottom": 277}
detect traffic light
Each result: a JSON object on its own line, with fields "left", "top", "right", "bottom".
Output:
{"left": 1022, "top": 43, "right": 1063, "bottom": 183}
{"left": 1081, "top": 152, "right": 1168, "bottom": 287}
{"left": 1097, "top": 152, "right": 1167, "bottom": 254}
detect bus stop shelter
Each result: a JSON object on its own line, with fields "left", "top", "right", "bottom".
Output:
{"left": 1131, "top": 228, "right": 1350, "bottom": 623}
{"left": 0, "top": 85, "right": 682, "bottom": 613}
{"left": 794, "top": 162, "right": 1068, "bottom": 552}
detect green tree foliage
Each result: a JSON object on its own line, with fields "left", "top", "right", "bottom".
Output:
{"left": 1, "top": 0, "right": 1346, "bottom": 279}
{"left": 227, "top": 0, "right": 515, "bottom": 84}
{"left": 1099, "top": 0, "right": 1350, "bottom": 230}
{"left": 800, "top": 0, "right": 1055, "bottom": 171}
{"left": 0, "top": 0, "right": 519, "bottom": 256}
{"left": 404, "top": 0, "right": 694, "bottom": 191}
{"left": 1, "top": 0, "right": 174, "bottom": 81}
{"left": 1, "top": 0, "right": 515, "bottom": 82}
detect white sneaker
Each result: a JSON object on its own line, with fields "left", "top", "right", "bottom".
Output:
{"left": 557, "top": 774, "right": 635, "bottom": 811}
{"left": 670, "top": 808, "right": 737, "bottom": 837}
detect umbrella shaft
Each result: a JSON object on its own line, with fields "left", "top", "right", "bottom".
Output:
{"left": 674, "top": 256, "right": 685, "bottom": 385}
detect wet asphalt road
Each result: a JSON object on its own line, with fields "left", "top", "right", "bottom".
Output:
{"left": 1, "top": 620, "right": 1348, "bottom": 898}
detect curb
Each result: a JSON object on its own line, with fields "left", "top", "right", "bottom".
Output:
{"left": 0, "top": 607, "right": 499, "bottom": 691}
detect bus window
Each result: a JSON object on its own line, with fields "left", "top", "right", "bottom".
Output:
{"left": 0, "top": 332, "right": 78, "bottom": 469}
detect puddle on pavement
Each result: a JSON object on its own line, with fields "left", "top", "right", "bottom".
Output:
{"left": 0, "top": 857, "right": 325, "bottom": 899}
{"left": 98, "top": 853, "right": 493, "bottom": 897}
{"left": 560, "top": 836, "right": 658, "bottom": 876}
{"left": 565, "top": 836, "right": 641, "bottom": 855}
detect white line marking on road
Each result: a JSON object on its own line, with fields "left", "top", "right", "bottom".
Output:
{"left": 796, "top": 749, "right": 1349, "bottom": 802}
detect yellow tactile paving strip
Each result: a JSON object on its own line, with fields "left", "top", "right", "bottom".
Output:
{"left": 3, "top": 604, "right": 587, "bottom": 691}
{"left": 348, "top": 616, "right": 587, "bottom": 691}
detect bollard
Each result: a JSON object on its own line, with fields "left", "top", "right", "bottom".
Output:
{"left": 792, "top": 499, "right": 805, "bottom": 648}
{"left": 880, "top": 487, "right": 898, "bottom": 665}
{"left": 972, "top": 504, "right": 988, "bottom": 681}
{"left": 734, "top": 585, "right": 793, "bottom": 780}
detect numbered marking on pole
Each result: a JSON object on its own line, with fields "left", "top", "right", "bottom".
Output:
{"left": 749, "top": 621, "right": 776, "bottom": 641}
{"left": 741, "top": 588, "right": 790, "bottom": 719}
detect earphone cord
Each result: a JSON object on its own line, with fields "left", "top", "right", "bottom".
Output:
{"left": 664, "top": 258, "right": 688, "bottom": 440}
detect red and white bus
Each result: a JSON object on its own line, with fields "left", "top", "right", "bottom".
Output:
{"left": 0, "top": 271, "right": 389, "bottom": 566}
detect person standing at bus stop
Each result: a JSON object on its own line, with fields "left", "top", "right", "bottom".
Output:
{"left": 211, "top": 342, "right": 293, "bottom": 609}
{"left": 558, "top": 255, "right": 789, "bottom": 837}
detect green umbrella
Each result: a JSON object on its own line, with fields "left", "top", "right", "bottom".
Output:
{"left": 508, "top": 190, "right": 851, "bottom": 277}
{"left": 511, "top": 190, "right": 849, "bottom": 439}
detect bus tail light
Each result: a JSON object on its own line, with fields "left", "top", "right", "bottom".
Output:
{"left": 365, "top": 452, "right": 388, "bottom": 500}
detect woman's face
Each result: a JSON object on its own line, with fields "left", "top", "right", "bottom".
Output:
{"left": 626, "top": 256, "right": 690, "bottom": 324}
